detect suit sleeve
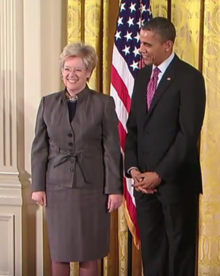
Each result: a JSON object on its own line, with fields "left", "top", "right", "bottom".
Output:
{"left": 155, "top": 71, "right": 206, "bottom": 181}
{"left": 102, "top": 96, "right": 123, "bottom": 194}
{"left": 124, "top": 76, "right": 139, "bottom": 177}
{"left": 31, "top": 97, "right": 49, "bottom": 192}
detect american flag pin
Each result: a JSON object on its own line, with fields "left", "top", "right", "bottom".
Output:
{"left": 167, "top": 77, "right": 171, "bottom": 81}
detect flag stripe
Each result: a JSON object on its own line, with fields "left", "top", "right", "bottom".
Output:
{"left": 123, "top": 179, "right": 140, "bottom": 238}
{"left": 124, "top": 177, "right": 136, "bottom": 206}
{"left": 111, "top": 65, "right": 131, "bottom": 113}
{"left": 110, "top": 85, "right": 128, "bottom": 132}
{"left": 118, "top": 120, "right": 127, "bottom": 152}
{"left": 112, "top": 45, "right": 135, "bottom": 98}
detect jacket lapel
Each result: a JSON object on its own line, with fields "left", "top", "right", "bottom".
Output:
{"left": 137, "top": 66, "right": 152, "bottom": 120}
{"left": 145, "top": 55, "right": 178, "bottom": 122}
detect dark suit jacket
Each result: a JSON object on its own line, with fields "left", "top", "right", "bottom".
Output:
{"left": 31, "top": 86, "right": 123, "bottom": 194}
{"left": 125, "top": 55, "right": 206, "bottom": 202}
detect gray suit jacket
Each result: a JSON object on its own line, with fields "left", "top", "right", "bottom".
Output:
{"left": 31, "top": 86, "right": 123, "bottom": 194}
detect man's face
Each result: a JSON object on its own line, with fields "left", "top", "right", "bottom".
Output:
{"left": 139, "top": 29, "right": 173, "bottom": 66}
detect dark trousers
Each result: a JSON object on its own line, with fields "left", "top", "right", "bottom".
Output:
{"left": 135, "top": 192, "right": 198, "bottom": 276}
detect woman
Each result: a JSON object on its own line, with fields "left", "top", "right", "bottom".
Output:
{"left": 31, "top": 42, "right": 123, "bottom": 276}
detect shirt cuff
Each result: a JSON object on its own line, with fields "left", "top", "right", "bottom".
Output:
{"left": 127, "top": 167, "right": 139, "bottom": 175}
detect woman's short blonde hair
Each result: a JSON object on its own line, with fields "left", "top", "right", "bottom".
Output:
{"left": 59, "top": 42, "right": 98, "bottom": 71}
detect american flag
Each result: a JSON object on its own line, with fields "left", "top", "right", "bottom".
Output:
{"left": 110, "top": 0, "right": 152, "bottom": 248}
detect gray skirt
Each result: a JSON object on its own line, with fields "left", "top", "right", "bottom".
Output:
{"left": 45, "top": 187, "right": 110, "bottom": 262}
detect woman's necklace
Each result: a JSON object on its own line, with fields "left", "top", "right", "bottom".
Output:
{"left": 65, "top": 91, "right": 78, "bottom": 102}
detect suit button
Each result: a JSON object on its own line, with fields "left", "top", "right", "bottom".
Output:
{"left": 68, "top": 133, "right": 73, "bottom": 137}
{"left": 70, "top": 158, "right": 74, "bottom": 163}
{"left": 70, "top": 168, "right": 74, "bottom": 172}
{"left": 68, "top": 142, "right": 73, "bottom": 146}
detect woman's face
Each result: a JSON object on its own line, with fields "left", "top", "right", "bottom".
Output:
{"left": 62, "top": 56, "right": 92, "bottom": 94}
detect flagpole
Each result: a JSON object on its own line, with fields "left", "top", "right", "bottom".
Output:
{"left": 128, "top": 230, "right": 132, "bottom": 276}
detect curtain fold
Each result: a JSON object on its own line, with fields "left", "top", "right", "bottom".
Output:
{"left": 67, "top": 0, "right": 220, "bottom": 275}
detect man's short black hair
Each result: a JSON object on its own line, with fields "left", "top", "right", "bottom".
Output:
{"left": 142, "top": 17, "right": 176, "bottom": 43}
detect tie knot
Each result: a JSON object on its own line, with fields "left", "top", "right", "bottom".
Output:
{"left": 153, "top": 67, "right": 160, "bottom": 77}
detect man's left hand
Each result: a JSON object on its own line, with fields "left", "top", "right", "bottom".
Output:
{"left": 132, "top": 172, "right": 161, "bottom": 191}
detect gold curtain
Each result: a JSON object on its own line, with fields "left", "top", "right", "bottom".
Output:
{"left": 67, "top": 0, "right": 220, "bottom": 275}
{"left": 198, "top": 1, "right": 220, "bottom": 275}
{"left": 169, "top": 1, "right": 220, "bottom": 275}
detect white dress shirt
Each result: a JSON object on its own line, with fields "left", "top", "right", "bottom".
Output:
{"left": 152, "top": 52, "right": 175, "bottom": 86}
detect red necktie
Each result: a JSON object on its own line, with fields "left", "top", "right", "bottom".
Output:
{"left": 147, "top": 67, "right": 160, "bottom": 109}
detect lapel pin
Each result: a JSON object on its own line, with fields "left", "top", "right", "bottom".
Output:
{"left": 167, "top": 77, "right": 171, "bottom": 81}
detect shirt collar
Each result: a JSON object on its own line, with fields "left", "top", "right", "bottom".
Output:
{"left": 152, "top": 52, "right": 175, "bottom": 74}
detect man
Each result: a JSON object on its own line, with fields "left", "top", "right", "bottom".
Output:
{"left": 125, "top": 17, "right": 206, "bottom": 276}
